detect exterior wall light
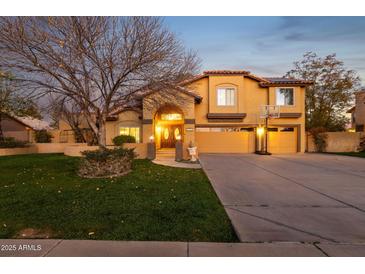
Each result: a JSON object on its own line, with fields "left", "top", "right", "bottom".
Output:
{"left": 149, "top": 135, "right": 154, "bottom": 142}
{"left": 257, "top": 126, "right": 265, "bottom": 136}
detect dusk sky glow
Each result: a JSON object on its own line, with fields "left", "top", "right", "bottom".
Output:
{"left": 165, "top": 17, "right": 365, "bottom": 84}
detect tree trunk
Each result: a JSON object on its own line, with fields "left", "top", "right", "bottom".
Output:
{"left": 97, "top": 115, "right": 107, "bottom": 148}
{"left": 0, "top": 112, "right": 4, "bottom": 141}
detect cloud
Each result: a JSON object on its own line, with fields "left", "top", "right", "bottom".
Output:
{"left": 284, "top": 32, "right": 305, "bottom": 41}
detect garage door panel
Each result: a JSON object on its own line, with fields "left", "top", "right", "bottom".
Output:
{"left": 196, "top": 132, "right": 255, "bottom": 153}
{"left": 268, "top": 129, "right": 297, "bottom": 154}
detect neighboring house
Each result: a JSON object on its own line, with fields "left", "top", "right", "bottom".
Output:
{"left": 0, "top": 113, "right": 51, "bottom": 142}
{"left": 59, "top": 70, "right": 312, "bottom": 155}
{"left": 347, "top": 89, "right": 365, "bottom": 132}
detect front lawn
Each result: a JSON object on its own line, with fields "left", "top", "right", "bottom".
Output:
{"left": 0, "top": 154, "right": 237, "bottom": 242}
{"left": 331, "top": 152, "right": 365, "bottom": 158}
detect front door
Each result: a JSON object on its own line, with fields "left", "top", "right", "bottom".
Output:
{"left": 160, "top": 125, "right": 183, "bottom": 148}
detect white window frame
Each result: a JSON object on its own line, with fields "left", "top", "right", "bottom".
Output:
{"left": 217, "top": 87, "right": 236, "bottom": 106}
{"left": 276, "top": 87, "right": 295, "bottom": 106}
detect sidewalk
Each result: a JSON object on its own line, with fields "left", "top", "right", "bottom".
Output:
{"left": 1, "top": 239, "right": 365, "bottom": 257}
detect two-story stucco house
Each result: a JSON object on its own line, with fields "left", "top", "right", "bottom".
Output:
{"left": 58, "top": 70, "right": 312, "bottom": 157}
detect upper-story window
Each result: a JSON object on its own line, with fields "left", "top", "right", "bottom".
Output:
{"left": 217, "top": 87, "right": 235, "bottom": 106}
{"left": 276, "top": 88, "right": 294, "bottom": 106}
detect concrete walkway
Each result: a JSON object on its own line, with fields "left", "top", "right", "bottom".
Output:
{"left": 3, "top": 239, "right": 365, "bottom": 257}
{"left": 152, "top": 157, "right": 201, "bottom": 169}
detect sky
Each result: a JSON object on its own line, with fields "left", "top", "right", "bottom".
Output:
{"left": 164, "top": 17, "right": 365, "bottom": 84}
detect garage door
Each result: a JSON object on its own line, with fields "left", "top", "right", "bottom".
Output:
{"left": 268, "top": 127, "right": 297, "bottom": 154}
{"left": 195, "top": 131, "right": 255, "bottom": 153}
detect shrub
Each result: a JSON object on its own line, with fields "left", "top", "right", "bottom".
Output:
{"left": 34, "top": 130, "right": 53, "bottom": 143}
{"left": 309, "top": 127, "right": 328, "bottom": 152}
{"left": 78, "top": 147, "right": 136, "bottom": 178}
{"left": 112, "top": 135, "right": 136, "bottom": 146}
{"left": 359, "top": 136, "right": 365, "bottom": 152}
{"left": 82, "top": 147, "right": 135, "bottom": 162}
{"left": 0, "top": 137, "right": 28, "bottom": 148}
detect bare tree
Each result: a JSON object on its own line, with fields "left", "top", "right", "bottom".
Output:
{"left": 0, "top": 17, "right": 200, "bottom": 147}
{"left": 0, "top": 71, "right": 42, "bottom": 140}
{"left": 49, "top": 96, "right": 98, "bottom": 144}
{"left": 286, "top": 52, "right": 361, "bottom": 131}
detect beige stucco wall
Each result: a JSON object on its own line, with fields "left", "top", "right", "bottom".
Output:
{"left": 191, "top": 76, "right": 267, "bottom": 125}
{"left": 34, "top": 143, "right": 70, "bottom": 153}
{"left": 307, "top": 132, "right": 363, "bottom": 152}
{"left": 64, "top": 143, "right": 147, "bottom": 158}
{"left": 0, "top": 146, "right": 37, "bottom": 156}
{"left": 187, "top": 75, "right": 306, "bottom": 153}
{"left": 354, "top": 92, "right": 365, "bottom": 129}
{"left": 142, "top": 91, "right": 195, "bottom": 159}
{"left": 50, "top": 75, "right": 307, "bottom": 155}
{"left": 106, "top": 110, "right": 142, "bottom": 145}
{"left": 0, "top": 143, "right": 147, "bottom": 158}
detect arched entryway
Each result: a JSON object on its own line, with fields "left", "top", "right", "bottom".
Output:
{"left": 154, "top": 104, "right": 184, "bottom": 149}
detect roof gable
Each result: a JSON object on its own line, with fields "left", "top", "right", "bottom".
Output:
{"left": 180, "top": 70, "right": 313, "bottom": 87}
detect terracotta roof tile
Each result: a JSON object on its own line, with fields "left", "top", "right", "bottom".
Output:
{"left": 203, "top": 70, "right": 250, "bottom": 75}
{"left": 177, "top": 70, "right": 314, "bottom": 89}
{"left": 261, "top": 77, "right": 313, "bottom": 86}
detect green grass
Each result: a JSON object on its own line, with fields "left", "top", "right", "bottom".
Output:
{"left": 330, "top": 152, "right": 365, "bottom": 158}
{"left": 0, "top": 154, "right": 237, "bottom": 242}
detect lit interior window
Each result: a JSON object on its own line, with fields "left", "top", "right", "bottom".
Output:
{"left": 161, "top": 113, "right": 183, "bottom": 121}
{"left": 119, "top": 127, "right": 140, "bottom": 143}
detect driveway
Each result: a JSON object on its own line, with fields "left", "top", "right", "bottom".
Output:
{"left": 200, "top": 153, "right": 365, "bottom": 244}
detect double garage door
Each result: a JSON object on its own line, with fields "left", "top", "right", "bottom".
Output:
{"left": 195, "top": 127, "right": 297, "bottom": 154}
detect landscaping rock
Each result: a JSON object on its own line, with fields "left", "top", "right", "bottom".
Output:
{"left": 78, "top": 147, "right": 135, "bottom": 178}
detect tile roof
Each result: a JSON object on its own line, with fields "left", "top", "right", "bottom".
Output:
{"left": 203, "top": 70, "right": 250, "bottom": 75}
{"left": 10, "top": 115, "right": 51, "bottom": 130}
{"left": 180, "top": 71, "right": 313, "bottom": 87}
{"left": 261, "top": 77, "right": 314, "bottom": 86}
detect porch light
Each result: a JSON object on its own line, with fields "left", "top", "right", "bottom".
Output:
{"left": 149, "top": 135, "right": 154, "bottom": 142}
{"left": 257, "top": 127, "right": 265, "bottom": 137}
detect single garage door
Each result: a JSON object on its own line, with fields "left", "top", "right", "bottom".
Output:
{"left": 195, "top": 131, "right": 255, "bottom": 153}
{"left": 268, "top": 127, "right": 297, "bottom": 154}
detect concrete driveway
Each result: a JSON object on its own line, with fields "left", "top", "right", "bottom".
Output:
{"left": 200, "top": 153, "right": 365, "bottom": 245}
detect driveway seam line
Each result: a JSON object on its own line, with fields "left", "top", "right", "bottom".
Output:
{"left": 42, "top": 239, "right": 63, "bottom": 257}
{"left": 272, "top": 156, "right": 365, "bottom": 179}
{"left": 227, "top": 206, "right": 338, "bottom": 243}
{"left": 236, "top": 157, "right": 365, "bottom": 214}
{"left": 313, "top": 243, "right": 330, "bottom": 257}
